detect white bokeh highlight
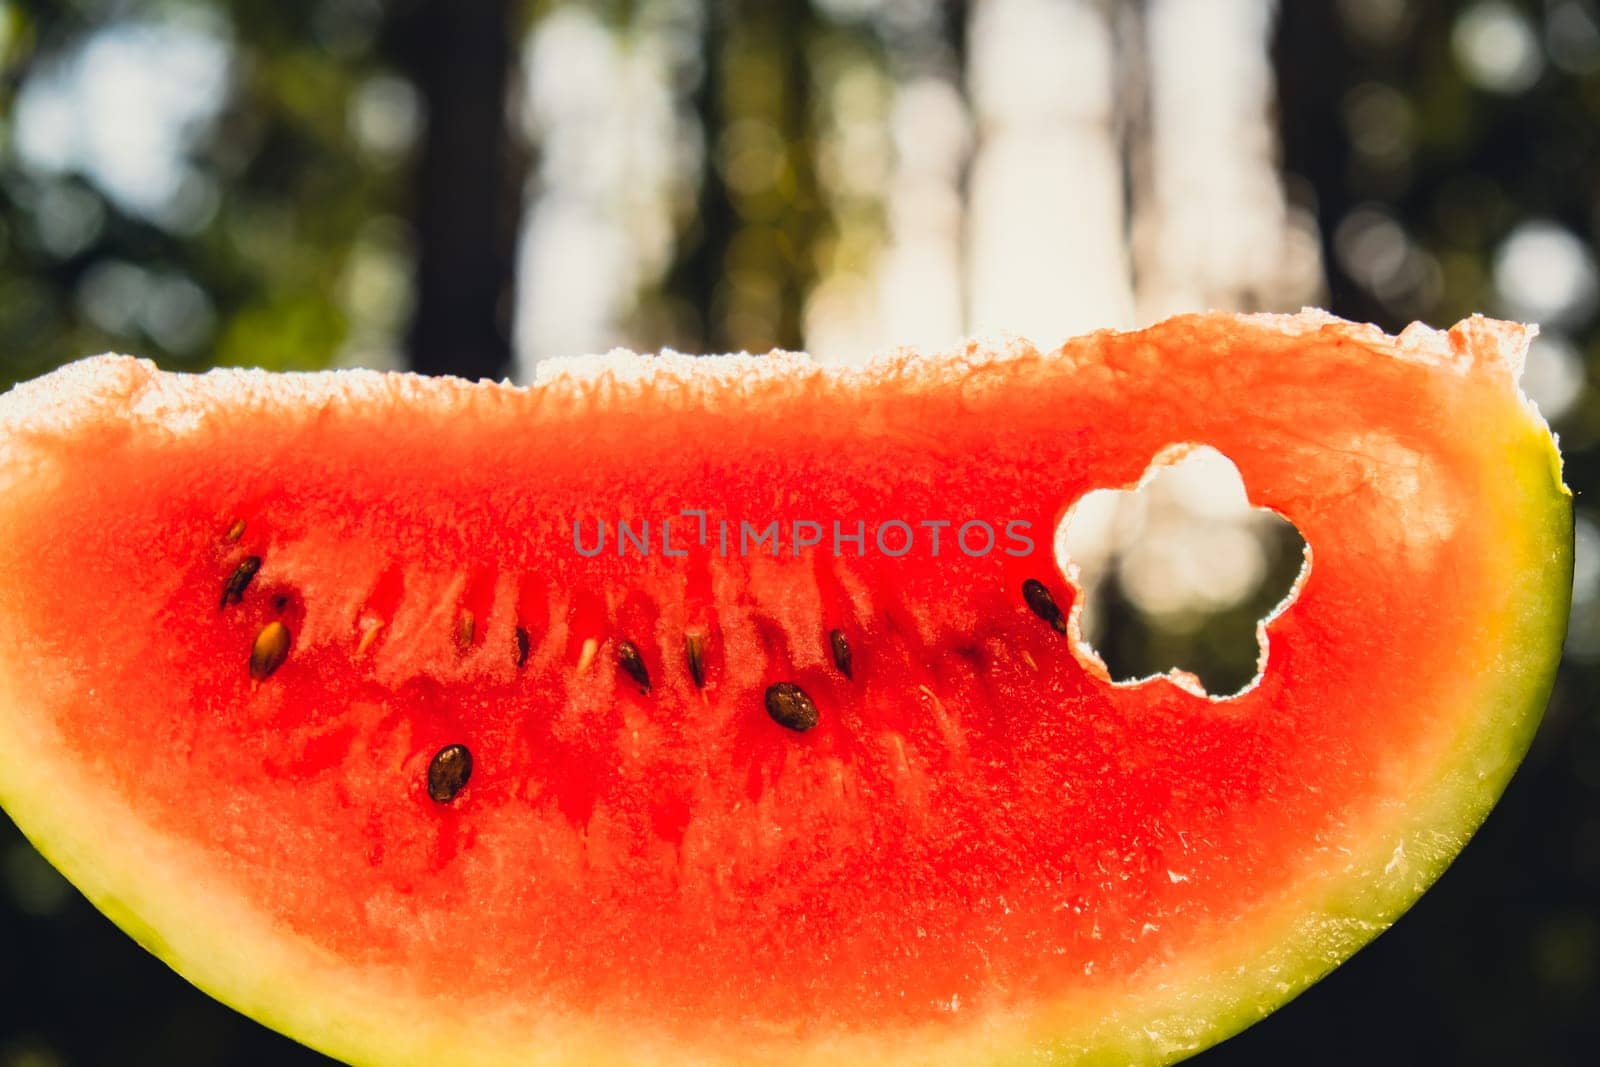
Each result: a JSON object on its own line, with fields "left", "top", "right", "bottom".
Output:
{"left": 14, "top": 17, "right": 230, "bottom": 229}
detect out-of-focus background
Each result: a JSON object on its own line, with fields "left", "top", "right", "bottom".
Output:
{"left": 0, "top": 0, "right": 1597, "bottom": 1063}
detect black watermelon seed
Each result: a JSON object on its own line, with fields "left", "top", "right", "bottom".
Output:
{"left": 515, "top": 626, "right": 531, "bottom": 668}
{"left": 249, "top": 621, "right": 291, "bottom": 681}
{"left": 765, "top": 682, "right": 819, "bottom": 732}
{"left": 618, "top": 639, "right": 651, "bottom": 693}
{"left": 828, "top": 629, "right": 853, "bottom": 679}
{"left": 685, "top": 633, "right": 706, "bottom": 688}
{"left": 220, "top": 556, "right": 262, "bottom": 609}
{"left": 1022, "top": 578, "right": 1067, "bottom": 635}
{"left": 427, "top": 744, "right": 473, "bottom": 803}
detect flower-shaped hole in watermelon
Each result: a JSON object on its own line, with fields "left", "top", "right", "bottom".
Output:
{"left": 1058, "top": 444, "right": 1310, "bottom": 699}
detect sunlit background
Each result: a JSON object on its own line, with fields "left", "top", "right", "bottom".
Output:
{"left": 1, "top": 1, "right": 1598, "bottom": 1064}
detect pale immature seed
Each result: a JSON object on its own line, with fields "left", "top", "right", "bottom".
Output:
{"left": 456, "top": 610, "right": 475, "bottom": 650}
{"left": 224, "top": 519, "right": 246, "bottom": 543}
{"left": 250, "top": 621, "right": 291, "bottom": 681}
{"left": 356, "top": 620, "right": 384, "bottom": 657}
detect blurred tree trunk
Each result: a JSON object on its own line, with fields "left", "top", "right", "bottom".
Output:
{"left": 1272, "top": 0, "right": 1371, "bottom": 323}
{"left": 397, "top": 0, "right": 521, "bottom": 379}
{"left": 669, "top": 0, "right": 736, "bottom": 353}
{"left": 770, "top": 0, "right": 822, "bottom": 353}
{"left": 659, "top": 0, "right": 823, "bottom": 355}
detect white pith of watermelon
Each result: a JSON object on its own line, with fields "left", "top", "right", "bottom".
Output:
{"left": 0, "top": 310, "right": 1571, "bottom": 1066}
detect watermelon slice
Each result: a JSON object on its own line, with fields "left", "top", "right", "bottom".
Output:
{"left": 0, "top": 311, "right": 1571, "bottom": 1065}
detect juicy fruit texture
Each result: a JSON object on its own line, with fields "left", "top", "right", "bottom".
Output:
{"left": 0, "top": 312, "right": 1571, "bottom": 1066}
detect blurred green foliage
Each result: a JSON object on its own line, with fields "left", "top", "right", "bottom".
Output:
{"left": 0, "top": 0, "right": 411, "bottom": 388}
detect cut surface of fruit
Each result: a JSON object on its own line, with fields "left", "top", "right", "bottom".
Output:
{"left": 0, "top": 311, "right": 1571, "bottom": 1066}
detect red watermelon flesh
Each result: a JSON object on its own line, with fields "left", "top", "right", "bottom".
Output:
{"left": 0, "top": 311, "right": 1572, "bottom": 1065}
